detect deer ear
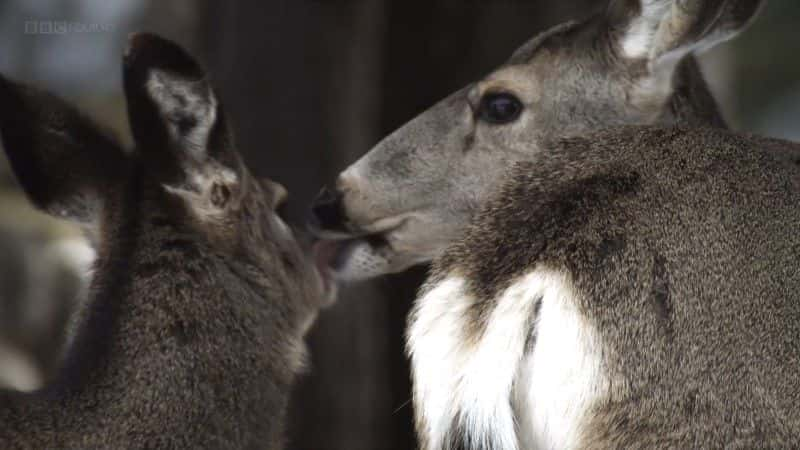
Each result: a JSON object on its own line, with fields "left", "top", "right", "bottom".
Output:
{"left": 0, "top": 75, "right": 126, "bottom": 223}
{"left": 122, "top": 33, "right": 240, "bottom": 183}
{"left": 608, "top": 0, "right": 764, "bottom": 72}
{"left": 123, "top": 33, "right": 245, "bottom": 219}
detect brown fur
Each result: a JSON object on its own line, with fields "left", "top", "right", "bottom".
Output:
{"left": 0, "top": 33, "right": 325, "bottom": 449}
{"left": 433, "top": 126, "right": 800, "bottom": 447}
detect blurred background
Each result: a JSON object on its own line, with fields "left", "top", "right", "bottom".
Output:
{"left": 0, "top": 0, "right": 797, "bottom": 448}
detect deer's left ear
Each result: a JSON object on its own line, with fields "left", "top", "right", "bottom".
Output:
{"left": 607, "top": 0, "right": 764, "bottom": 81}
{"left": 0, "top": 75, "right": 126, "bottom": 224}
{"left": 123, "top": 33, "right": 244, "bottom": 213}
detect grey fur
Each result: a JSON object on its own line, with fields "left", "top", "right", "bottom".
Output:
{"left": 0, "top": 33, "right": 326, "bottom": 449}
{"left": 429, "top": 125, "right": 800, "bottom": 448}
{"left": 311, "top": 0, "right": 763, "bottom": 281}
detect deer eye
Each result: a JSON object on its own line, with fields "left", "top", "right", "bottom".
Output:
{"left": 478, "top": 92, "right": 523, "bottom": 124}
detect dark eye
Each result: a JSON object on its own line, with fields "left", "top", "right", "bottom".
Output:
{"left": 478, "top": 92, "right": 523, "bottom": 124}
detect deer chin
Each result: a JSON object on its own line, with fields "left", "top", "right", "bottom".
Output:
{"left": 314, "top": 228, "right": 434, "bottom": 282}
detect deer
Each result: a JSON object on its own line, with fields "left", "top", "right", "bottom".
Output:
{"left": 309, "top": 0, "right": 767, "bottom": 281}
{"left": 0, "top": 32, "right": 333, "bottom": 449}
{"left": 411, "top": 124, "right": 800, "bottom": 449}
{"left": 307, "top": 0, "right": 800, "bottom": 448}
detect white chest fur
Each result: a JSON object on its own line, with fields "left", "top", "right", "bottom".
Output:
{"left": 408, "top": 268, "right": 607, "bottom": 450}
{"left": 513, "top": 275, "right": 608, "bottom": 449}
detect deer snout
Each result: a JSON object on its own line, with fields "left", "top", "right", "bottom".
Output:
{"left": 309, "top": 168, "right": 400, "bottom": 240}
{"left": 309, "top": 185, "right": 350, "bottom": 236}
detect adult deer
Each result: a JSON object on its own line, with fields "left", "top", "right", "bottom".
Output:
{"left": 412, "top": 125, "right": 800, "bottom": 449}
{"left": 310, "top": 0, "right": 765, "bottom": 281}
{"left": 307, "top": 0, "right": 800, "bottom": 448}
{"left": 0, "top": 33, "right": 332, "bottom": 448}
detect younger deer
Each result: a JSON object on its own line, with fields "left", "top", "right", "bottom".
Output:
{"left": 0, "top": 33, "right": 332, "bottom": 448}
{"left": 411, "top": 126, "right": 800, "bottom": 449}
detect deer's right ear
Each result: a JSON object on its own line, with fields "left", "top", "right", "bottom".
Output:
{"left": 607, "top": 0, "right": 764, "bottom": 87}
{"left": 0, "top": 76, "right": 125, "bottom": 223}
{"left": 122, "top": 33, "right": 246, "bottom": 219}
{"left": 122, "top": 33, "right": 239, "bottom": 180}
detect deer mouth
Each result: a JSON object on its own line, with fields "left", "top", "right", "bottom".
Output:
{"left": 317, "top": 233, "right": 386, "bottom": 266}
{"left": 311, "top": 219, "right": 429, "bottom": 282}
{"left": 313, "top": 236, "right": 389, "bottom": 282}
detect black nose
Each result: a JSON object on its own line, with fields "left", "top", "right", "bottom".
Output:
{"left": 309, "top": 186, "right": 348, "bottom": 233}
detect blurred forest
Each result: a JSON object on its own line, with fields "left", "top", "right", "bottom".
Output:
{"left": 0, "top": 0, "right": 798, "bottom": 449}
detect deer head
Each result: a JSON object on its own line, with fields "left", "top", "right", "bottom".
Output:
{"left": 310, "top": 0, "right": 763, "bottom": 281}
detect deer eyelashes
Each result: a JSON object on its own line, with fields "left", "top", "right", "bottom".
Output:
{"left": 477, "top": 92, "right": 524, "bottom": 125}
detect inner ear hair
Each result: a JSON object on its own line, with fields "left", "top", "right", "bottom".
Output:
{"left": 122, "top": 33, "right": 245, "bottom": 219}
{"left": 611, "top": 0, "right": 764, "bottom": 112}
{"left": 614, "top": 0, "right": 764, "bottom": 65}
{"left": 123, "top": 32, "right": 228, "bottom": 176}
{"left": 612, "top": 0, "right": 672, "bottom": 59}
{"left": 145, "top": 69, "right": 218, "bottom": 159}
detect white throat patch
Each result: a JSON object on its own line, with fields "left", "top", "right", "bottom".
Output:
{"left": 408, "top": 268, "right": 607, "bottom": 450}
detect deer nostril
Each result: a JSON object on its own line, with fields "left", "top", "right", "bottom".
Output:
{"left": 309, "top": 186, "right": 348, "bottom": 233}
